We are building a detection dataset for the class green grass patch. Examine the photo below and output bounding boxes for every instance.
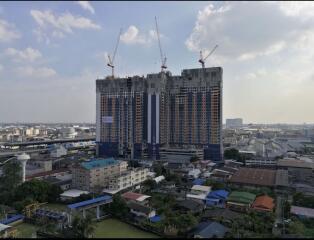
[94,218,159,238]
[12,222,39,238]
[304,227,314,237]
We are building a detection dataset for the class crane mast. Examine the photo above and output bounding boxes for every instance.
[155,16,167,72]
[107,28,122,78]
[199,44,218,68]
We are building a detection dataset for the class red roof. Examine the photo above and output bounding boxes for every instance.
[251,195,275,211]
[121,192,146,201]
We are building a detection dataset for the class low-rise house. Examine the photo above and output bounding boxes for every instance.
[226,191,256,212]
[60,189,89,201]
[121,192,151,206]
[192,221,229,238]
[187,185,212,202]
[188,169,201,179]
[290,205,314,219]
[210,169,233,182]
[201,208,241,225]
[154,175,165,184]
[205,189,229,208]
[127,202,156,219]
[193,178,205,186]
[251,195,275,213]
[175,199,205,214]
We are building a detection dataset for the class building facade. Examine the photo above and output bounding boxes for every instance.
[71,158,128,191]
[71,158,149,192]
[107,167,149,192]
[226,118,243,128]
[96,67,223,162]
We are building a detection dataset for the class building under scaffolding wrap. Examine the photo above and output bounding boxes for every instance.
[96,67,223,162]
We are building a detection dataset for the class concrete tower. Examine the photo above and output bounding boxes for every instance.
[17,153,30,182]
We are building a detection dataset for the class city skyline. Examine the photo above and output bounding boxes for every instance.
[1,1,314,124]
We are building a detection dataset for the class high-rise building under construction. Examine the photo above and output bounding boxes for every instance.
[96,67,223,162]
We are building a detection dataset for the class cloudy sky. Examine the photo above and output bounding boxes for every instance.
[1,1,314,124]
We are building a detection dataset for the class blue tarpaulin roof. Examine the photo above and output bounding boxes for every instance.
[193,178,205,185]
[68,195,112,209]
[206,190,229,200]
[150,215,162,223]
[0,214,24,225]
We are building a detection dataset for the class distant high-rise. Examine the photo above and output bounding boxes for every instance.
[96,67,223,162]
[226,118,243,128]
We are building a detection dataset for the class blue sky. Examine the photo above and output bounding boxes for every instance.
[1,1,314,124]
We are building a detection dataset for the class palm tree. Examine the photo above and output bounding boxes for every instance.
[71,214,96,238]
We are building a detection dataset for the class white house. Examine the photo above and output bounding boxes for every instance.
[187,185,212,202]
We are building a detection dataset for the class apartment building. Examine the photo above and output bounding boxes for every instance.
[71,158,128,191]
[96,67,223,162]
[106,167,149,192]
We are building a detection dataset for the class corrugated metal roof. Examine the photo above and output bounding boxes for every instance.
[291,205,314,218]
[68,195,112,209]
[0,214,24,225]
[227,191,256,204]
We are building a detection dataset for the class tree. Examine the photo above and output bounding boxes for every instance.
[289,220,305,236]
[13,179,63,204]
[153,164,164,176]
[0,160,22,191]
[109,194,129,218]
[142,179,157,190]
[224,148,240,160]
[71,214,96,238]
[190,155,200,163]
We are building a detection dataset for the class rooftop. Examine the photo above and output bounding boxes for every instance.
[0,223,11,232]
[251,195,275,211]
[60,189,89,198]
[191,185,211,193]
[67,195,112,209]
[290,205,314,218]
[230,167,276,187]
[81,157,118,170]
[227,191,256,204]
[121,192,151,202]
[277,159,314,169]
[193,221,229,238]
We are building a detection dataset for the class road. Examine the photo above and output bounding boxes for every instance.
[273,195,283,236]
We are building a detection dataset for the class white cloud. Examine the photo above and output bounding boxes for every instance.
[5,47,42,62]
[0,19,20,42]
[186,2,314,62]
[16,66,56,78]
[30,10,101,43]
[120,25,160,45]
[77,1,95,14]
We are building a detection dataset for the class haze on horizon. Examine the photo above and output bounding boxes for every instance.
[1,1,314,124]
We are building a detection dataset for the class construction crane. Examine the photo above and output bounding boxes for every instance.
[199,44,218,68]
[107,28,122,78]
[155,16,167,72]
